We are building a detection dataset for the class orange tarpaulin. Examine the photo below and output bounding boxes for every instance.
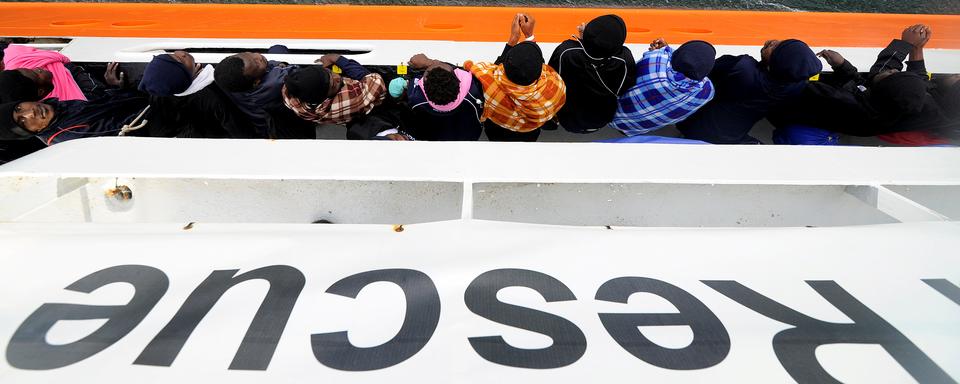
[0,3,958,49]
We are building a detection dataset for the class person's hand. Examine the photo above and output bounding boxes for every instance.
[408,53,434,69]
[917,25,932,48]
[901,24,930,47]
[508,13,523,46]
[316,54,341,68]
[104,62,125,88]
[519,13,536,39]
[649,38,667,51]
[385,133,409,141]
[817,49,846,67]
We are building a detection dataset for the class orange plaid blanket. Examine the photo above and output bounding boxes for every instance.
[465,61,566,132]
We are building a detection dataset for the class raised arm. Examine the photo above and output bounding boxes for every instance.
[817,49,861,85]
[906,25,930,76]
[869,24,927,75]
[316,54,370,80]
[408,53,454,72]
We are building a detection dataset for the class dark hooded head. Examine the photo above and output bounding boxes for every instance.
[0,101,41,139]
[671,41,716,81]
[0,70,41,104]
[580,15,627,58]
[285,65,331,104]
[139,54,194,96]
[503,42,544,86]
[871,71,928,116]
[768,39,822,82]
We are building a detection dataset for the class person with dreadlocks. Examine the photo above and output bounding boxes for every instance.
[548,14,636,134]
[404,53,485,141]
[465,13,566,142]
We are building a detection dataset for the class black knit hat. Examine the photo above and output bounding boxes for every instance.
[139,54,193,96]
[285,66,331,104]
[768,39,822,82]
[0,70,40,104]
[672,40,716,81]
[503,41,544,86]
[581,14,627,58]
[0,101,36,139]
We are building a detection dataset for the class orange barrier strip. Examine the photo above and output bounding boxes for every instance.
[0,3,958,49]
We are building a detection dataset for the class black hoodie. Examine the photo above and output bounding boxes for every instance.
[548,15,637,133]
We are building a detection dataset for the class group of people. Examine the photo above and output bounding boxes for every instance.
[1,13,958,163]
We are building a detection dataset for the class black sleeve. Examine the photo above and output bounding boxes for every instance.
[335,56,371,80]
[869,39,915,75]
[547,40,579,74]
[203,87,259,138]
[829,60,862,85]
[620,47,638,95]
[711,55,743,76]
[905,60,927,76]
[494,44,513,65]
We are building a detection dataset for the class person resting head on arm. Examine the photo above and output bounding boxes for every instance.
[281,54,386,127]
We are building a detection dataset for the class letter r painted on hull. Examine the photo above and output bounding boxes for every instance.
[704,280,955,384]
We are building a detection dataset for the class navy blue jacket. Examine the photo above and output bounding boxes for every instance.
[677,55,808,144]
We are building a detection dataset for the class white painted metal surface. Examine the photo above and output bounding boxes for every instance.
[1,138,958,226]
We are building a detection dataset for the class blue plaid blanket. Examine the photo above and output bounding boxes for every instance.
[610,46,715,136]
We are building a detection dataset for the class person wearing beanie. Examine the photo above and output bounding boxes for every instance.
[403,53,485,141]
[676,38,822,144]
[548,14,637,134]
[3,44,86,102]
[281,53,386,134]
[769,24,958,145]
[610,39,716,137]
[139,51,257,138]
[139,52,196,97]
[464,13,566,142]
[215,49,302,138]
